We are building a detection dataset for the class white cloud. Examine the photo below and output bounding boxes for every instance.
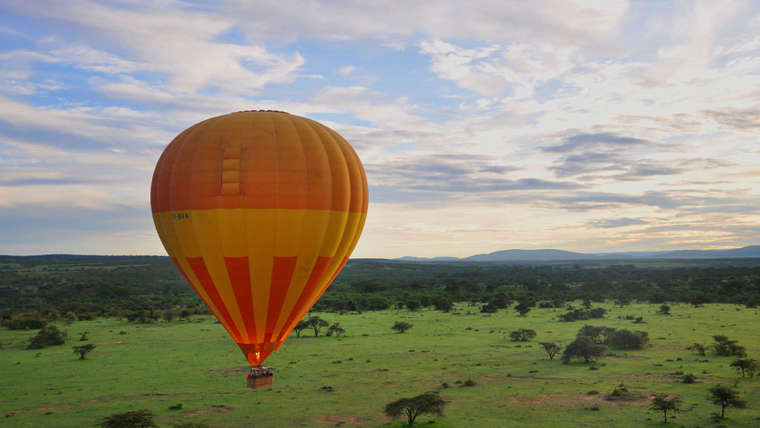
[337,65,356,76]
[4,1,306,94]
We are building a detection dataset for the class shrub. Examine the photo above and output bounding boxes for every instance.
[326,323,346,337]
[509,329,536,342]
[607,330,649,350]
[3,315,47,330]
[98,409,157,428]
[27,325,67,349]
[392,321,413,333]
[559,307,606,322]
[682,374,696,384]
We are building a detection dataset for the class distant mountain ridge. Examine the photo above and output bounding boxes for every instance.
[396,245,760,262]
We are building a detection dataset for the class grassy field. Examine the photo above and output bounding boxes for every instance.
[1,303,759,427]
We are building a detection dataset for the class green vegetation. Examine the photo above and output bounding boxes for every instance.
[708,385,746,419]
[384,392,447,426]
[5,256,760,320]
[26,325,67,349]
[2,302,759,427]
[97,409,157,428]
[73,343,96,360]
[649,393,680,424]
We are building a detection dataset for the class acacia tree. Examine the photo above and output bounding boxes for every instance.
[326,323,346,337]
[708,385,746,419]
[393,321,413,333]
[730,359,758,378]
[73,344,96,360]
[384,392,447,426]
[306,316,329,336]
[650,394,681,424]
[514,301,533,317]
[688,343,706,356]
[562,336,605,364]
[540,342,562,360]
[294,320,309,337]
[712,335,746,357]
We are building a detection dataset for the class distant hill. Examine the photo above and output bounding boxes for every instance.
[393,245,760,262]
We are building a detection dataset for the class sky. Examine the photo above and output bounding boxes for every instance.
[0,0,759,258]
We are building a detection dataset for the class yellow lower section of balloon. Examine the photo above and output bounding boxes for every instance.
[152,208,366,345]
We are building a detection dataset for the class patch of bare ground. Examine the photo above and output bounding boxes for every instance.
[7,399,101,415]
[505,393,653,407]
[316,414,365,426]
[186,405,232,417]
[507,375,570,381]
[656,344,685,350]
[605,354,648,360]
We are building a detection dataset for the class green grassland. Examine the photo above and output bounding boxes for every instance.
[1,303,759,427]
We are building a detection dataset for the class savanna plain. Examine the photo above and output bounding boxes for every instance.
[2,302,760,427]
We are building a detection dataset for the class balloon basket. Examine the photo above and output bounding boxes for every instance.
[246,366,274,389]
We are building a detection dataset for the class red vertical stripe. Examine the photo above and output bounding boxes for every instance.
[186,257,244,341]
[224,257,255,342]
[276,256,333,342]
[264,256,298,342]
[172,257,215,316]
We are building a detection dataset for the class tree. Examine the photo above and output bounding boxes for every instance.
[384,392,447,426]
[27,325,67,349]
[514,301,533,317]
[540,342,562,360]
[562,336,605,364]
[688,343,706,356]
[432,297,453,312]
[392,321,413,334]
[480,302,498,313]
[730,359,758,378]
[326,323,345,337]
[162,309,176,322]
[294,320,309,337]
[509,329,536,342]
[607,329,649,350]
[650,394,681,424]
[576,325,615,344]
[405,299,421,311]
[73,344,96,360]
[708,385,746,418]
[658,304,671,315]
[98,409,158,428]
[713,335,746,357]
[306,316,329,336]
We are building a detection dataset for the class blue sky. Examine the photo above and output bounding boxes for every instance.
[0,0,759,257]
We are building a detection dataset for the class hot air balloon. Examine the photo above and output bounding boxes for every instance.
[151,110,368,386]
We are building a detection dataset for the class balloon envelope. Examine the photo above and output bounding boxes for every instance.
[151,111,368,365]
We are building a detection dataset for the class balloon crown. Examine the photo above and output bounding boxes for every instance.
[237,109,289,114]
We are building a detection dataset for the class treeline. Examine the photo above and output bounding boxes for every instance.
[2,256,760,318]
[315,260,760,312]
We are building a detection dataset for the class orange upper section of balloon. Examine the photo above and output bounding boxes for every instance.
[151,111,368,214]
